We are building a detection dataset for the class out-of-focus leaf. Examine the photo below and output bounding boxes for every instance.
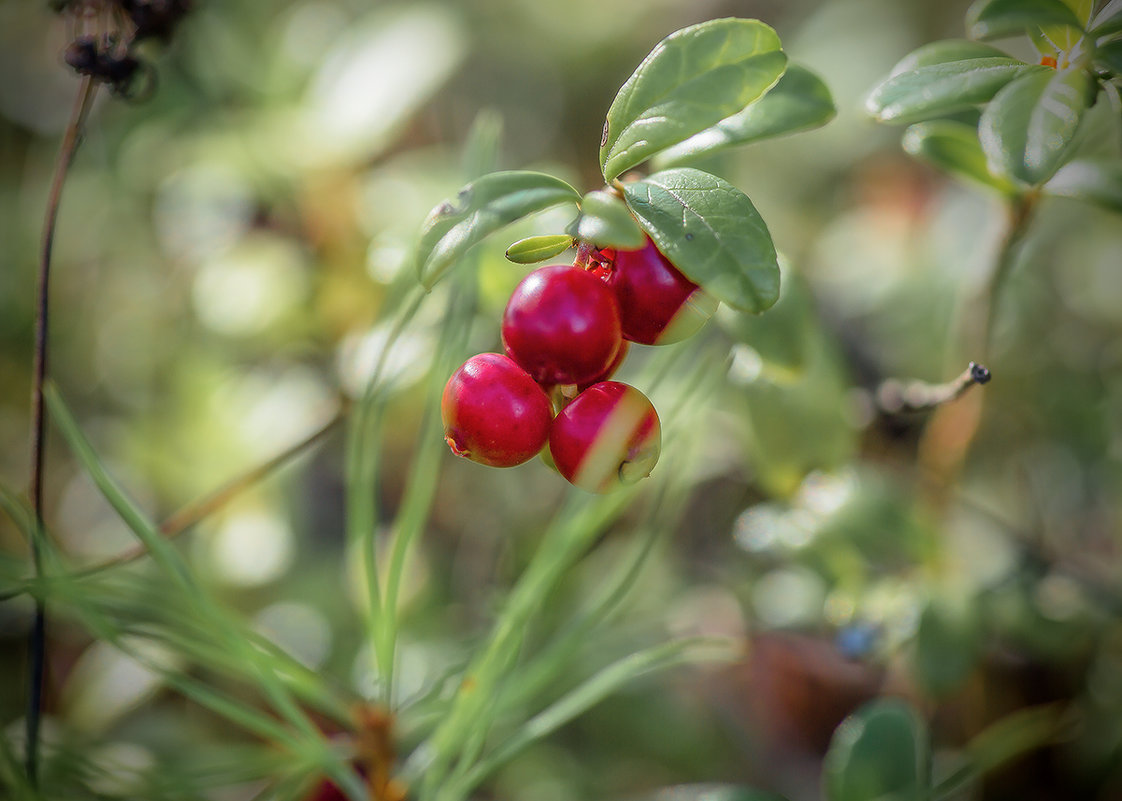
[461,109,504,181]
[866,59,1044,125]
[504,234,574,264]
[889,39,1011,76]
[632,785,789,801]
[570,190,645,249]
[621,168,779,313]
[415,171,580,288]
[1044,159,1122,212]
[979,68,1092,185]
[600,18,787,181]
[655,65,835,168]
[1041,0,1096,50]
[966,0,1084,40]
[902,120,1018,193]
[823,699,930,801]
[1090,0,1122,37]
[1094,39,1122,74]
[915,598,983,696]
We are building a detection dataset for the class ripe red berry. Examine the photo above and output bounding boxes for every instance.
[604,237,718,345]
[502,265,623,386]
[549,381,661,493]
[441,353,553,467]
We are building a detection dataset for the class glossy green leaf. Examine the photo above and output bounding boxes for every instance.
[888,39,1011,76]
[570,189,645,249]
[902,120,1017,193]
[654,65,836,168]
[1044,159,1122,212]
[915,598,982,696]
[621,168,779,313]
[600,18,787,181]
[504,234,574,264]
[823,699,930,801]
[633,785,789,801]
[1041,0,1096,50]
[979,67,1092,185]
[1090,0,1122,37]
[415,171,580,288]
[1095,38,1122,74]
[966,0,1084,40]
[866,59,1044,125]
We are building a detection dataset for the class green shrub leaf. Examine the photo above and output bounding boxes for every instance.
[915,598,983,696]
[504,234,575,264]
[1090,0,1122,37]
[1044,159,1122,212]
[621,168,778,313]
[979,67,1093,186]
[600,18,787,181]
[654,65,836,168]
[415,171,580,288]
[823,699,930,801]
[902,120,1017,193]
[633,786,789,801]
[570,190,645,249]
[966,0,1085,40]
[1094,39,1122,75]
[866,59,1044,124]
[888,39,1010,75]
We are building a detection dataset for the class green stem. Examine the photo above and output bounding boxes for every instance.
[25,74,97,786]
[981,194,1037,358]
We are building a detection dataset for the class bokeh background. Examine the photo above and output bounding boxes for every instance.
[2,0,1122,799]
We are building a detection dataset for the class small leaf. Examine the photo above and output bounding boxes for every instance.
[504,234,575,264]
[621,169,779,313]
[633,785,789,801]
[888,39,1010,76]
[654,65,836,168]
[570,190,645,249]
[1090,0,1122,37]
[966,0,1084,40]
[1044,159,1122,212]
[979,67,1093,185]
[866,59,1044,125]
[600,18,787,181]
[902,120,1017,193]
[914,598,982,696]
[823,699,930,801]
[415,171,580,288]
[1095,39,1122,74]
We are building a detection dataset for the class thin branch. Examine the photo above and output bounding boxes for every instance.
[982,195,1037,358]
[876,362,991,414]
[26,73,98,787]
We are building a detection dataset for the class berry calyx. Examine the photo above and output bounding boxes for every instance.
[549,381,661,493]
[441,353,553,467]
[603,237,718,345]
[502,265,623,386]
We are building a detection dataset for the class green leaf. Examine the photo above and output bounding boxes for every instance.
[902,120,1017,193]
[505,234,574,264]
[1095,38,1122,73]
[1090,0,1122,37]
[1044,158,1122,212]
[866,59,1044,124]
[979,67,1092,185]
[914,598,982,696]
[461,109,503,181]
[1041,0,1096,50]
[570,189,645,249]
[654,65,836,168]
[888,39,1011,76]
[415,171,580,288]
[632,786,789,801]
[823,699,930,801]
[620,168,779,313]
[966,0,1085,40]
[600,18,787,181]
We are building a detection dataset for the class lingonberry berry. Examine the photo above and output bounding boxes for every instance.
[502,265,623,386]
[549,381,661,493]
[442,353,553,467]
[604,237,718,345]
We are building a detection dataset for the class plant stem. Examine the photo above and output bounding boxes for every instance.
[25,74,98,786]
[981,194,1037,358]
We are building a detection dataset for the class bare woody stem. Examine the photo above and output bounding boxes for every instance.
[876,362,992,414]
[26,74,98,786]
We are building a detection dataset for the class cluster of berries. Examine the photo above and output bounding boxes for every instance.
[440,235,716,493]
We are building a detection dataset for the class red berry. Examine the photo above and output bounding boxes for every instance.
[605,237,717,345]
[502,265,623,386]
[549,381,661,493]
[442,353,553,467]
